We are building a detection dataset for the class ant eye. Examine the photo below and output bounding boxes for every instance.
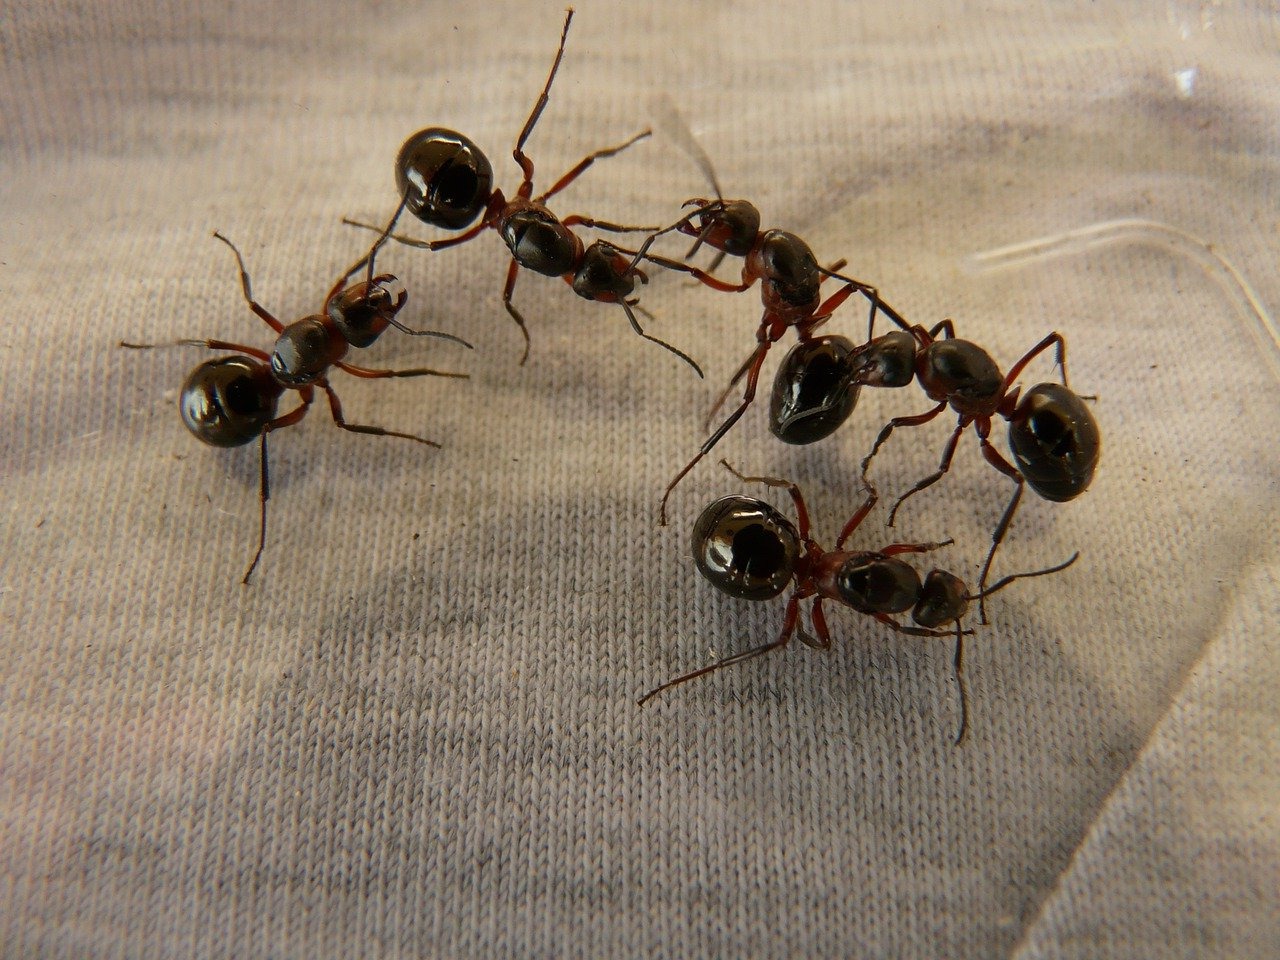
[396,128,494,230]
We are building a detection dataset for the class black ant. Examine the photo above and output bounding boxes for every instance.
[342,9,701,376]
[637,460,1079,744]
[122,228,469,584]
[769,317,1100,620]
[614,126,911,523]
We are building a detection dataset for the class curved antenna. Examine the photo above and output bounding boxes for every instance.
[964,217,1280,383]
[649,93,725,261]
[966,551,1079,601]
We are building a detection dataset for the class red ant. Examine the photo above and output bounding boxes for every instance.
[122,228,468,584]
[840,317,1100,620]
[615,128,911,523]
[637,461,1078,744]
[342,9,701,376]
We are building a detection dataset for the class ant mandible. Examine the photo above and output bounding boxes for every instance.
[802,316,1101,619]
[637,460,1079,744]
[617,132,908,523]
[123,227,469,584]
[342,9,701,375]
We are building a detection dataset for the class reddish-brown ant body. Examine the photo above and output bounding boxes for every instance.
[638,461,1078,744]
[345,9,701,375]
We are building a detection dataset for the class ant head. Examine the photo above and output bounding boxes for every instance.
[835,553,921,615]
[396,128,494,230]
[678,198,760,257]
[1008,383,1100,502]
[769,335,860,444]
[912,570,968,628]
[692,495,800,601]
[328,275,408,349]
[179,355,282,447]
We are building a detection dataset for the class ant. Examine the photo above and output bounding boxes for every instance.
[342,9,701,375]
[614,126,912,523]
[122,226,469,584]
[777,316,1100,620]
[637,460,1079,744]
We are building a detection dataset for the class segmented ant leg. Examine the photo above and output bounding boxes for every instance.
[974,427,1027,623]
[873,614,967,639]
[561,214,663,233]
[880,537,954,558]
[620,300,704,377]
[952,624,969,746]
[860,402,947,485]
[702,347,758,430]
[929,319,956,340]
[887,419,969,526]
[804,598,834,650]
[834,485,880,550]
[120,338,273,362]
[637,589,807,706]
[718,459,813,541]
[243,393,314,585]
[658,336,773,526]
[536,129,652,204]
[335,360,469,380]
[1002,330,1068,390]
[501,258,533,366]
[339,215,491,253]
[634,250,752,293]
[319,381,441,448]
[513,9,573,194]
[212,231,285,334]
[332,192,410,293]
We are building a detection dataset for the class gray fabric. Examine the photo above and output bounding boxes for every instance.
[2,1,1278,957]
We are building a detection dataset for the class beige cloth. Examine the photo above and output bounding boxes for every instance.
[2,1,1277,956]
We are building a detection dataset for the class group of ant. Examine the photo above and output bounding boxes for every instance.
[126,9,1100,744]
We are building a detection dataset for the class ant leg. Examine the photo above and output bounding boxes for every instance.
[1002,331,1068,391]
[212,232,285,334]
[242,394,314,585]
[860,402,947,484]
[319,381,441,448]
[635,250,752,293]
[335,360,469,380]
[974,430,1026,623]
[513,9,573,193]
[718,458,813,540]
[834,485,880,549]
[929,319,956,340]
[702,346,759,430]
[952,625,969,746]
[798,598,834,649]
[561,214,663,233]
[873,613,964,639]
[637,590,806,706]
[881,537,954,558]
[887,420,968,527]
[340,214,492,253]
[501,258,533,366]
[120,338,273,362]
[620,300,703,377]
[536,129,652,204]
[332,193,411,295]
[658,336,773,526]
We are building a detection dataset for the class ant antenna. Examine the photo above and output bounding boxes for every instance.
[967,552,1080,601]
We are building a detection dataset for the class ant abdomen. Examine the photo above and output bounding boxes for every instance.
[179,356,282,447]
[769,335,860,444]
[692,495,800,601]
[395,127,494,230]
[1008,383,1101,502]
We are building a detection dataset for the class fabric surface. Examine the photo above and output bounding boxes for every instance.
[2,1,1278,957]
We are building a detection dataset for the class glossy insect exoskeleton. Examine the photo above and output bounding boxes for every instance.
[825,317,1101,618]
[769,335,861,444]
[638,461,1079,744]
[124,231,468,585]
[343,10,700,375]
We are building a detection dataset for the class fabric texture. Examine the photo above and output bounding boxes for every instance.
[2,1,1278,957]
